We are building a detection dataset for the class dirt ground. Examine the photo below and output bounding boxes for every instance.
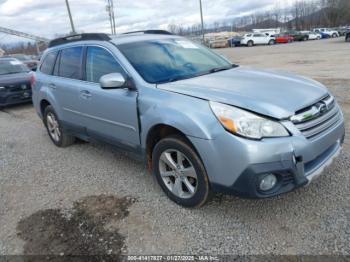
[0,37,349,257]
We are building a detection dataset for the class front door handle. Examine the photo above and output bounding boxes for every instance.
[80,90,92,99]
[48,83,56,89]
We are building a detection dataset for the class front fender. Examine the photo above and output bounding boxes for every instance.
[138,88,222,149]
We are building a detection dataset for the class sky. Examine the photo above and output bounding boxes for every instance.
[0,0,299,43]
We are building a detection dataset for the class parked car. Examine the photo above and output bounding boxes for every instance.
[313,28,339,38]
[284,31,309,41]
[0,58,33,108]
[228,36,243,47]
[9,54,39,71]
[346,31,350,42]
[241,33,275,47]
[333,27,349,36]
[33,32,345,207]
[301,31,321,40]
[274,34,294,43]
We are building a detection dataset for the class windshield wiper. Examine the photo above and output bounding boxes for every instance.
[156,64,238,84]
[209,64,237,73]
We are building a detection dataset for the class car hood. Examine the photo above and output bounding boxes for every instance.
[0,72,32,85]
[157,67,328,119]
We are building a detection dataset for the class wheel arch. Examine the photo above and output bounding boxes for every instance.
[145,124,202,171]
[40,99,51,117]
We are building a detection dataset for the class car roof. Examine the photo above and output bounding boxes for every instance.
[45,32,184,53]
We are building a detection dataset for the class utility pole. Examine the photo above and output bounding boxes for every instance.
[106,2,113,34]
[65,0,76,34]
[111,0,116,34]
[199,0,205,44]
[35,41,40,55]
[106,0,116,34]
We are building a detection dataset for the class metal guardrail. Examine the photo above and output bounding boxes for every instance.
[0,26,49,43]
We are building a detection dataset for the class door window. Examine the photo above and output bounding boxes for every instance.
[58,46,83,80]
[85,46,125,83]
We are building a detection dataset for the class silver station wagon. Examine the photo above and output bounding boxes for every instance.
[32,31,345,207]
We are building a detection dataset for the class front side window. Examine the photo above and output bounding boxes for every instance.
[40,51,57,75]
[117,38,233,84]
[85,47,124,83]
[58,46,82,79]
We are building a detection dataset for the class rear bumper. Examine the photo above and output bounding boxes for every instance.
[189,113,345,199]
[0,90,32,107]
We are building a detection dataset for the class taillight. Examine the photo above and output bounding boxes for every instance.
[30,73,36,88]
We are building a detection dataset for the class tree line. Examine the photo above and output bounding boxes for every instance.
[168,0,350,36]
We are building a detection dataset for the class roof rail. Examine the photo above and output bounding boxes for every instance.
[122,30,173,35]
[48,33,111,48]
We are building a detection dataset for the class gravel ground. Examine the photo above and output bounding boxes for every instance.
[0,37,349,256]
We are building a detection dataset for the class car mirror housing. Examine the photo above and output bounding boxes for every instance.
[100,73,126,89]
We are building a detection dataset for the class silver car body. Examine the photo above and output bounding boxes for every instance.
[32,34,345,198]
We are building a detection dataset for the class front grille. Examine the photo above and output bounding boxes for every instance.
[5,83,30,92]
[291,95,342,139]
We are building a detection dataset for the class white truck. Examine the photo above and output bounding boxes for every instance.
[313,28,339,38]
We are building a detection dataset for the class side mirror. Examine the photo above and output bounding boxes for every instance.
[100,73,126,89]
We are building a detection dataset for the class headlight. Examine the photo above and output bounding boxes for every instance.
[209,101,289,139]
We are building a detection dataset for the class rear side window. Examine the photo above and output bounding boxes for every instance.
[58,47,82,79]
[40,52,57,75]
[85,46,124,83]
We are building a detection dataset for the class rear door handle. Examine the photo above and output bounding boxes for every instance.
[48,83,56,89]
[80,90,92,99]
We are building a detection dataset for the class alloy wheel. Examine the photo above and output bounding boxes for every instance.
[158,149,198,199]
[46,112,61,142]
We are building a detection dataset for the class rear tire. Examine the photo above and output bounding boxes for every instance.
[43,105,75,147]
[152,135,210,208]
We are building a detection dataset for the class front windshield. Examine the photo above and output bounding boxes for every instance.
[117,38,234,84]
[0,60,29,75]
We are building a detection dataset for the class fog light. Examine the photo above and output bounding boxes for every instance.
[259,174,277,191]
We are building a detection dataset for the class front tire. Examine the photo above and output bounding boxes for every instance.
[43,105,75,147]
[268,39,275,45]
[247,40,254,47]
[152,136,210,208]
